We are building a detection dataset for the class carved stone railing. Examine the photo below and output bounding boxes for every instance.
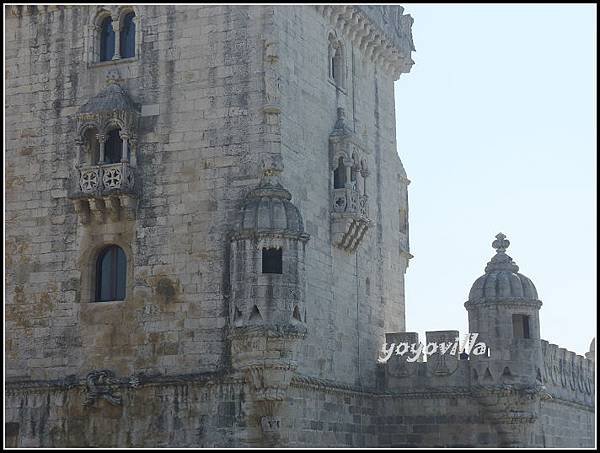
[70,163,137,224]
[331,187,370,253]
[79,162,135,195]
[332,187,368,218]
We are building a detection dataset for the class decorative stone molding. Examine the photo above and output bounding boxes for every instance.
[247,365,296,402]
[70,77,140,224]
[473,383,550,447]
[329,107,371,252]
[541,340,594,399]
[315,5,414,79]
[81,370,123,406]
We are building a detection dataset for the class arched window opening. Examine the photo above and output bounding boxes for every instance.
[84,128,100,165]
[333,157,346,189]
[120,12,136,58]
[105,129,123,164]
[329,36,345,89]
[96,245,127,301]
[99,16,115,62]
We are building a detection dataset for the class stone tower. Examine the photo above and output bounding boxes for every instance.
[465,233,544,387]
[7,5,593,448]
[228,163,310,445]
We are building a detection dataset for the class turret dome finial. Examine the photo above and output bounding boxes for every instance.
[492,232,510,253]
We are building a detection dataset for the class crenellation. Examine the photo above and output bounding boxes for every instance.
[4,5,594,448]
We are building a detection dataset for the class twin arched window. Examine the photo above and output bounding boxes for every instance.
[99,11,136,62]
[82,126,130,165]
[96,245,127,301]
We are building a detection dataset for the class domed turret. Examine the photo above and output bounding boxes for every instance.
[465,233,543,386]
[468,233,539,303]
[229,169,309,330]
[236,172,307,238]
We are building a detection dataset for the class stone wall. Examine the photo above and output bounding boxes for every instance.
[275,5,411,387]
[5,5,271,380]
[5,375,247,447]
[536,399,595,447]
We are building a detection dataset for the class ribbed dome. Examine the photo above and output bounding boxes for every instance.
[468,233,539,303]
[237,173,306,236]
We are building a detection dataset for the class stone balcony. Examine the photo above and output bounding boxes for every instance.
[69,162,137,224]
[331,186,371,253]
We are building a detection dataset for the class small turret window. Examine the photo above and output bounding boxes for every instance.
[512,314,531,339]
[262,247,282,274]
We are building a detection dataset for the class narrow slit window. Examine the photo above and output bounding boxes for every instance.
[262,248,282,274]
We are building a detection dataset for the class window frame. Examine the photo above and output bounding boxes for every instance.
[99,15,115,62]
[95,245,127,302]
[262,247,283,274]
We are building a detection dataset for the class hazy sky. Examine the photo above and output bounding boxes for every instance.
[394,4,596,355]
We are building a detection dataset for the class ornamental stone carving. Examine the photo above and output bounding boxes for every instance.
[69,76,140,224]
[329,107,371,252]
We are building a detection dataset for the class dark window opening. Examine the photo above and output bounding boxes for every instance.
[100,16,115,62]
[333,157,346,189]
[262,248,282,274]
[105,129,122,164]
[96,245,127,301]
[120,12,136,58]
[331,56,336,80]
[332,46,344,88]
[512,314,531,339]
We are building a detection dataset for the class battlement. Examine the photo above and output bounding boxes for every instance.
[541,340,594,406]
[381,331,473,390]
[381,332,594,408]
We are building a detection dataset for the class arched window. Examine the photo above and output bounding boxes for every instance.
[105,129,123,164]
[83,128,100,165]
[96,245,127,301]
[328,34,345,89]
[99,16,115,62]
[120,12,136,58]
[333,157,346,189]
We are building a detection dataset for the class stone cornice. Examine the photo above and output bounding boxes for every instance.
[315,5,415,80]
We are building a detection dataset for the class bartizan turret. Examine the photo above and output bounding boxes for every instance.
[465,233,547,447]
[228,165,309,445]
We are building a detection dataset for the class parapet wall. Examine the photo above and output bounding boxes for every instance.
[541,340,594,406]
[382,332,595,411]
[382,331,475,390]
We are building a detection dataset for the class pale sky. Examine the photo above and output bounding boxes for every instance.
[394,4,596,355]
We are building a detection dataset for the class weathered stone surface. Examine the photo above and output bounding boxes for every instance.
[4,5,594,448]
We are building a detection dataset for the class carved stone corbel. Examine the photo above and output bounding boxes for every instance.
[73,199,91,225]
[107,196,121,222]
[88,197,106,224]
